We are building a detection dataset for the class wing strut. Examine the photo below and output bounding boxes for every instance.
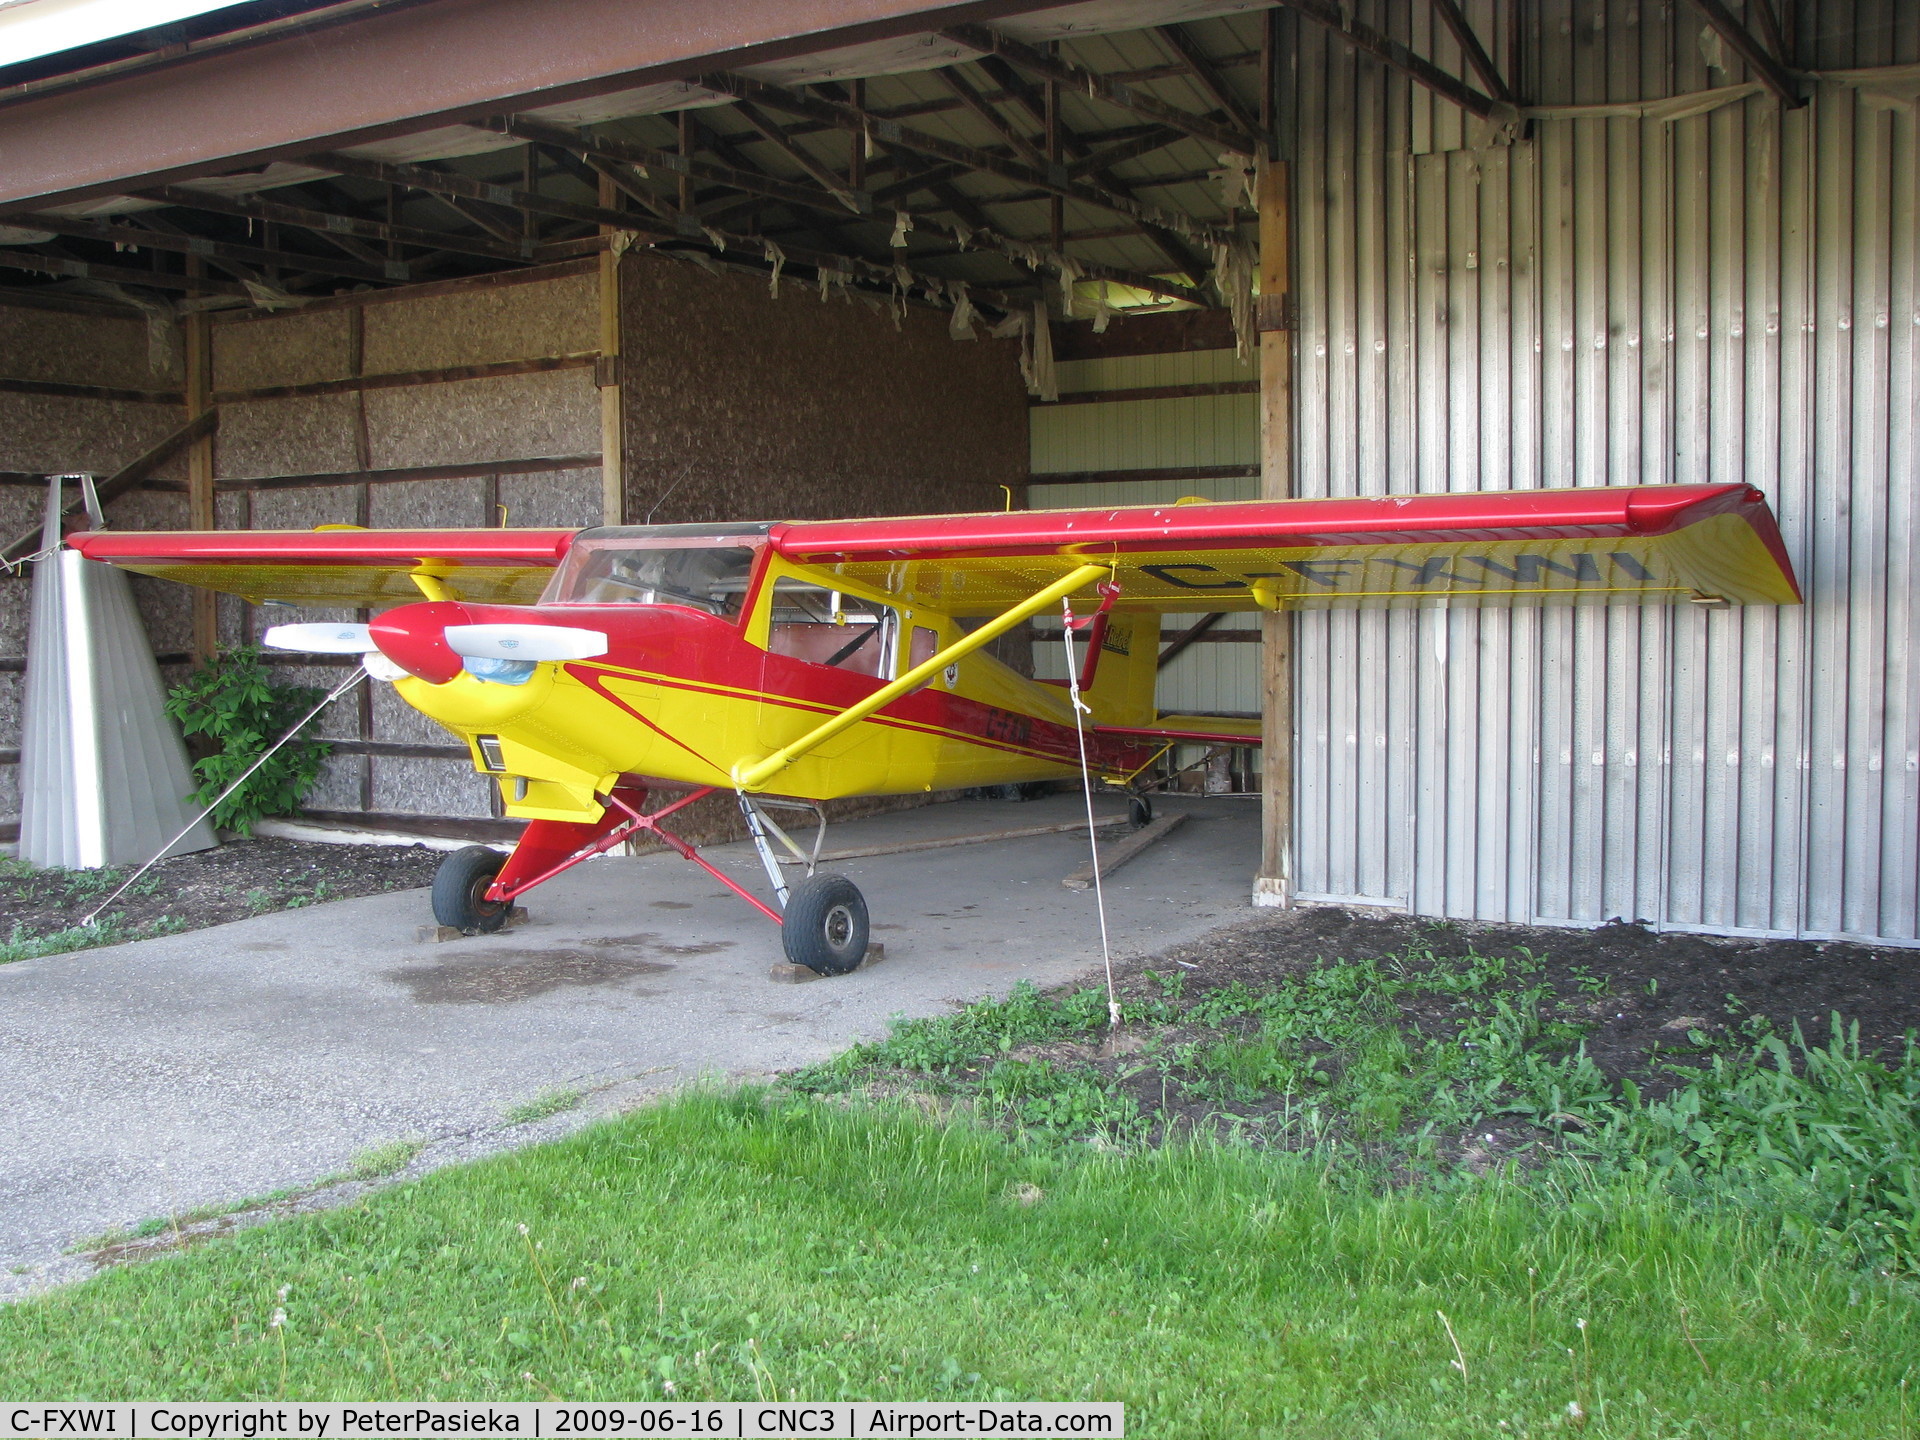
[733,562,1112,791]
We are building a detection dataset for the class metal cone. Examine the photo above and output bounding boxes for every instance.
[19,476,216,868]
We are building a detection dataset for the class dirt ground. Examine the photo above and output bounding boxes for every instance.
[1138,905,1920,1078]
[0,837,444,941]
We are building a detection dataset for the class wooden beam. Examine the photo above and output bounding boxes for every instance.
[1155,25,1265,141]
[1033,380,1258,406]
[1684,0,1803,106]
[1428,0,1513,104]
[0,409,216,563]
[13,210,411,286]
[212,352,598,404]
[184,263,217,662]
[1028,463,1255,486]
[941,25,1258,156]
[1062,811,1188,889]
[139,184,531,263]
[697,71,1237,251]
[1156,612,1225,669]
[0,376,182,404]
[1746,0,1789,71]
[0,248,247,296]
[1281,0,1501,121]
[199,453,602,494]
[947,52,1215,288]
[1052,308,1239,359]
[934,64,1049,169]
[1065,125,1186,179]
[597,171,624,527]
[484,114,864,219]
[730,100,866,206]
[1254,154,1294,910]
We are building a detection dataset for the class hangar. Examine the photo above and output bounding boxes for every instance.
[0,0,1912,944]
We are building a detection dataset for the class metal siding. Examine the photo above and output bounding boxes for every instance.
[1291,2,1920,943]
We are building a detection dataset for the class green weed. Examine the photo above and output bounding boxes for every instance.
[0,915,187,965]
[330,1139,426,1185]
[504,1088,585,1126]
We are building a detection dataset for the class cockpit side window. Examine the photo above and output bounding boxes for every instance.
[767,577,899,680]
[542,543,758,616]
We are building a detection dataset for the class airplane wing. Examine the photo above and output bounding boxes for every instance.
[775,483,1800,615]
[67,528,576,607]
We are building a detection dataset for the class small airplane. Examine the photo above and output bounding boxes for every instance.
[72,483,1799,974]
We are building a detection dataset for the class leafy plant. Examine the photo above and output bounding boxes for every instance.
[164,647,334,834]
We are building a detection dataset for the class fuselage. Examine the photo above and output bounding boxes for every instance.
[378,537,1159,825]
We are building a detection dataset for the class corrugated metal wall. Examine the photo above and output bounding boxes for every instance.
[1290,2,1920,940]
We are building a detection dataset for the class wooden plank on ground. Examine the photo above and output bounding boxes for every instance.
[1062,811,1188,889]
[817,816,1129,863]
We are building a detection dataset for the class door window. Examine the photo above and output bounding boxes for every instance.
[767,578,899,680]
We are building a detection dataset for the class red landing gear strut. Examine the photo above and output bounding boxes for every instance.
[427,786,870,975]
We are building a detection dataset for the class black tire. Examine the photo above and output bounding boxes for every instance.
[1129,793,1155,829]
[781,872,869,976]
[432,845,509,934]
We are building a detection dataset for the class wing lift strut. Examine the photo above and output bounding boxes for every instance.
[453,561,1115,974]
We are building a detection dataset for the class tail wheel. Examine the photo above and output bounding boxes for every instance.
[432,845,509,934]
[1129,793,1154,829]
[781,873,869,975]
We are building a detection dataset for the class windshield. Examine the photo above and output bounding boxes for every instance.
[543,540,759,616]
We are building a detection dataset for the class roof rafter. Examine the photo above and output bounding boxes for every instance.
[940,24,1259,156]
[11,209,409,285]
[695,71,1236,252]
[1154,24,1264,140]
[1427,0,1513,104]
[1281,0,1503,121]
[1683,0,1803,105]
[964,52,1213,289]
[134,183,534,264]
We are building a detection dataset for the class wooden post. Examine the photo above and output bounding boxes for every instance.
[183,260,218,662]
[597,173,625,526]
[1252,151,1294,910]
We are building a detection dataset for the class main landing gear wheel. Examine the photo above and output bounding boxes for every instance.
[1129,793,1155,829]
[432,845,509,934]
[782,872,869,975]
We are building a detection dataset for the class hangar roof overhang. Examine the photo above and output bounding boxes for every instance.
[0,0,1829,331]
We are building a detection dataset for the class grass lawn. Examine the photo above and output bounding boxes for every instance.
[1,1089,1915,1437]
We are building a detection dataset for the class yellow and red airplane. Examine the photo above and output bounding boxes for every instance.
[72,482,1799,973]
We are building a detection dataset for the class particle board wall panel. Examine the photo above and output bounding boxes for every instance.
[496,467,600,530]
[371,755,492,819]
[249,483,363,532]
[620,249,1025,526]
[363,369,599,471]
[0,305,166,388]
[0,394,183,474]
[215,395,360,481]
[366,475,488,530]
[360,272,597,373]
[211,309,354,391]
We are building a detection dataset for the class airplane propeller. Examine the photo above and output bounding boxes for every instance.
[261,622,378,653]
[262,620,609,668]
[442,624,608,661]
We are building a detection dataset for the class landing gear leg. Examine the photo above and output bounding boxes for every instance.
[737,794,869,976]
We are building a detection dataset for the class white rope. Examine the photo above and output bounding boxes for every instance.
[81,666,368,927]
[1061,597,1121,1029]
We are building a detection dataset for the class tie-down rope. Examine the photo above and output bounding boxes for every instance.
[81,667,369,927]
[1060,596,1121,1029]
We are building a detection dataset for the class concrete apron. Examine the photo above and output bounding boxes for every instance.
[0,794,1256,1293]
